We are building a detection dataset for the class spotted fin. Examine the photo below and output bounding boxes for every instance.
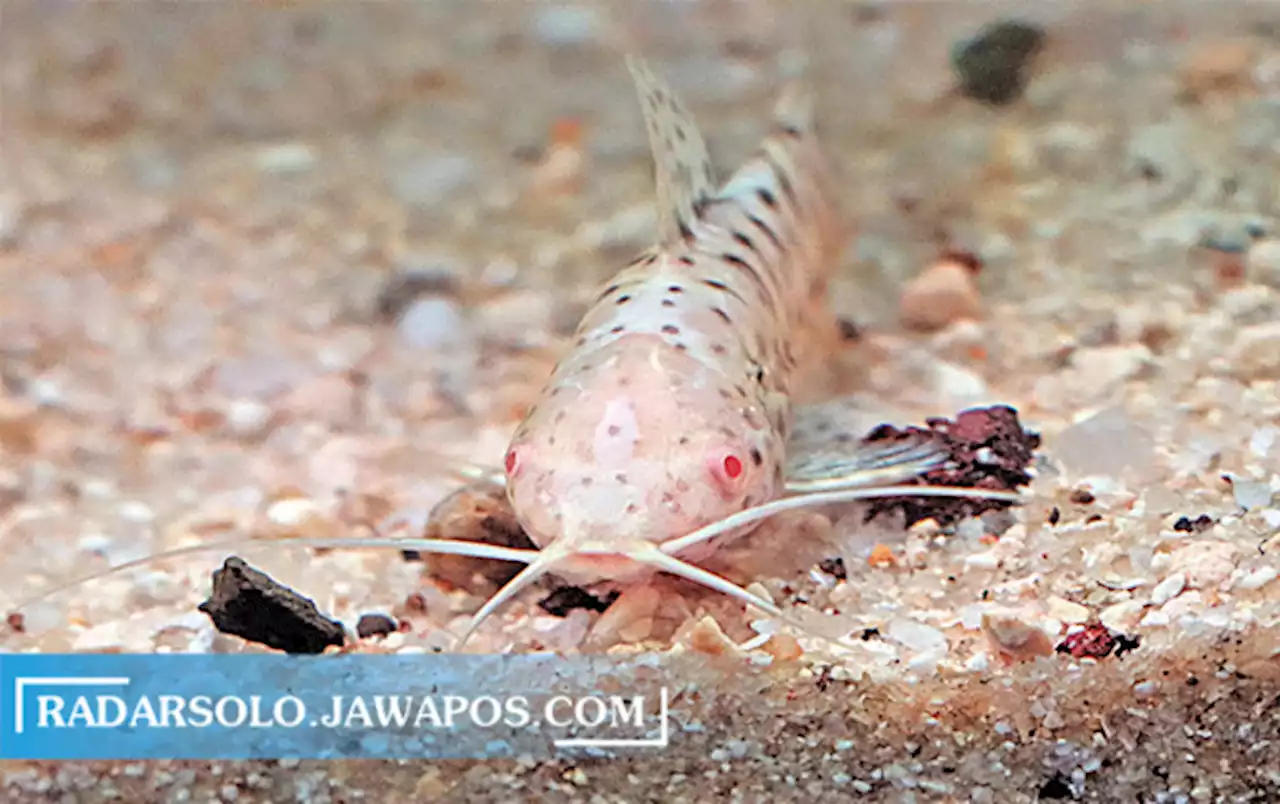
[626,56,716,245]
[783,399,949,493]
[783,438,949,494]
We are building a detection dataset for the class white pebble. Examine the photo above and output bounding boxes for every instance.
[1150,572,1186,606]
[1235,565,1278,590]
[1233,478,1274,510]
[225,398,273,437]
[254,143,316,173]
[1250,427,1279,458]
[397,297,468,350]
[266,497,320,527]
[885,617,949,654]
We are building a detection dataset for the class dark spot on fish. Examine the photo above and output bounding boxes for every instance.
[712,307,731,324]
[674,125,687,143]
[678,436,690,445]
[575,336,587,347]
[625,503,639,514]
[662,324,680,335]
[778,123,802,138]
[747,213,782,250]
[675,342,688,351]
[678,220,695,240]
[754,365,766,384]
[611,325,625,334]
[607,425,621,436]
[616,294,631,305]
[668,284,684,294]
[712,344,727,355]
[732,230,759,256]
[678,256,695,266]
[615,473,628,483]
[662,298,675,308]
[580,477,592,487]
[750,447,763,466]
[757,188,777,209]
[703,278,730,292]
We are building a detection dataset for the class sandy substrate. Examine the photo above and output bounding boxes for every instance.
[1,1,1279,801]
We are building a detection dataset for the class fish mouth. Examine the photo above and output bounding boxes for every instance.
[551,543,659,587]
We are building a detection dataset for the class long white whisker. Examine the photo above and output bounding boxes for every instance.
[628,543,850,643]
[452,545,569,651]
[11,536,539,612]
[661,484,1023,557]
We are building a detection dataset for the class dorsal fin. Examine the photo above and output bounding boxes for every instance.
[625,55,716,245]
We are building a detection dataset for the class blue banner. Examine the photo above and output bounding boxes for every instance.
[0,653,677,760]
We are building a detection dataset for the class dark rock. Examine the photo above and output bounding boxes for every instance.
[861,405,1040,527]
[952,20,1046,105]
[538,586,618,617]
[198,557,346,654]
[356,613,398,639]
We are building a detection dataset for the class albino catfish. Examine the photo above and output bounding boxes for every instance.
[13,58,1020,649]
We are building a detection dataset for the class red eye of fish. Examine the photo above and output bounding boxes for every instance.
[722,454,744,480]
[504,448,519,475]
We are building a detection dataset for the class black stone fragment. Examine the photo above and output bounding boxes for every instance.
[538,586,619,617]
[952,20,1046,105]
[356,613,398,639]
[198,557,346,654]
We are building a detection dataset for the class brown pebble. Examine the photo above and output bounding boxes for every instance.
[682,615,739,658]
[764,632,803,662]
[899,259,983,333]
[412,482,537,592]
[356,613,398,639]
[1069,488,1095,505]
[198,557,346,655]
[982,612,1054,662]
[1180,38,1257,101]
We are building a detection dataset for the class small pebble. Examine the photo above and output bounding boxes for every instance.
[885,617,949,654]
[532,5,602,47]
[1099,600,1144,634]
[1150,572,1186,606]
[254,143,317,173]
[356,613,397,639]
[1168,541,1240,589]
[1045,596,1089,624]
[224,398,274,438]
[1180,37,1257,101]
[981,612,1054,661]
[1236,565,1278,591]
[951,19,1046,105]
[899,259,982,332]
[397,297,469,350]
[390,153,475,208]
[1232,478,1275,510]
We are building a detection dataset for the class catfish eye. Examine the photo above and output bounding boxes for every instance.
[707,448,747,498]
[504,447,519,476]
